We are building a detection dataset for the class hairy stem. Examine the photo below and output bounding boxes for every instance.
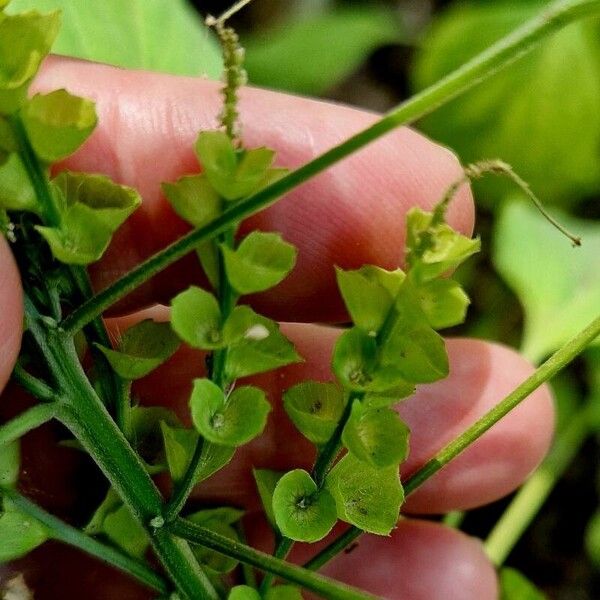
[0,487,169,595]
[169,518,379,600]
[11,365,56,402]
[306,314,600,570]
[0,403,58,446]
[60,0,600,334]
[24,297,217,600]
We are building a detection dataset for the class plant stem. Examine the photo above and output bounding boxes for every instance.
[59,0,600,335]
[0,403,58,446]
[11,364,56,401]
[484,402,594,566]
[258,536,294,594]
[0,487,169,595]
[24,299,217,600]
[115,377,132,439]
[306,314,600,571]
[169,518,379,600]
[164,436,205,521]
[402,314,600,495]
[443,511,466,529]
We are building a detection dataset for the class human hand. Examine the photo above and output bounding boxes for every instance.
[0,57,554,600]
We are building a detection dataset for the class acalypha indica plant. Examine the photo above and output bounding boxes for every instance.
[0,1,599,599]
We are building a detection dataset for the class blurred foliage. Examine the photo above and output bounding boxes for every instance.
[412,1,600,207]
[494,200,600,363]
[243,6,404,95]
[8,0,222,77]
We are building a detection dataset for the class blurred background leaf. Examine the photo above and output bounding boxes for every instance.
[493,199,600,363]
[8,0,222,77]
[243,6,404,95]
[411,1,600,207]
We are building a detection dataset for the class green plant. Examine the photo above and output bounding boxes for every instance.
[1,1,599,599]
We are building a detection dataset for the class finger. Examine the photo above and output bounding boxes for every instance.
[126,315,553,513]
[34,57,474,321]
[245,518,498,600]
[0,236,23,393]
[314,520,498,600]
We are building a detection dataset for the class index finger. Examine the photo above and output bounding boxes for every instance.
[34,57,474,321]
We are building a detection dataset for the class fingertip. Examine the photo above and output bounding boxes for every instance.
[318,520,498,600]
[0,236,23,392]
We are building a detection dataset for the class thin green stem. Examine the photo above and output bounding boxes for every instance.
[0,487,169,595]
[484,402,594,566]
[403,314,600,495]
[259,536,294,594]
[8,114,60,227]
[11,364,56,402]
[307,314,600,571]
[115,377,132,439]
[164,436,205,521]
[59,0,600,335]
[169,518,379,600]
[0,403,58,446]
[313,392,359,488]
[443,511,466,529]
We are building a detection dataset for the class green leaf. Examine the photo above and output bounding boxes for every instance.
[170,286,224,350]
[190,379,271,447]
[0,153,38,213]
[224,307,302,380]
[412,2,600,205]
[187,508,244,573]
[283,381,346,445]
[102,504,149,559]
[342,401,409,468]
[128,406,179,468]
[379,325,449,384]
[244,7,402,95]
[406,208,480,282]
[162,174,222,228]
[416,279,470,329]
[0,10,60,114]
[253,468,285,531]
[160,421,199,483]
[195,131,276,201]
[196,442,235,483]
[499,567,546,600]
[332,327,410,393]
[494,200,600,362]
[84,487,121,535]
[325,453,403,535]
[0,510,48,561]
[36,172,141,265]
[21,90,97,162]
[228,586,261,600]
[272,469,337,543]
[222,231,297,295]
[0,440,19,487]
[336,266,405,334]
[265,586,303,600]
[8,0,222,78]
[96,320,180,380]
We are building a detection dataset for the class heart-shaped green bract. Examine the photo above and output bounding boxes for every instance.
[342,401,410,468]
[326,453,403,535]
[190,379,271,447]
[272,469,337,543]
[95,320,180,380]
[283,381,346,445]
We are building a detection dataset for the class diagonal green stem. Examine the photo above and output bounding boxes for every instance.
[169,517,379,600]
[484,401,595,565]
[59,0,600,335]
[0,403,58,446]
[0,487,169,595]
[306,314,600,571]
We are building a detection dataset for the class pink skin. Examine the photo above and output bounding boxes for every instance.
[0,56,556,599]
